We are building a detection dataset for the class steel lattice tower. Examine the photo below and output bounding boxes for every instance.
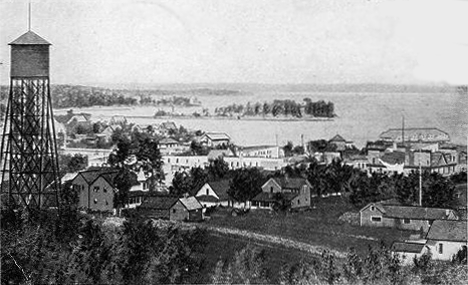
[0,30,60,211]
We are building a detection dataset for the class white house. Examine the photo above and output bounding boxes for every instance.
[391,241,429,266]
[425,220,467,261]
[194,180,231,208]
[200,132,231,147]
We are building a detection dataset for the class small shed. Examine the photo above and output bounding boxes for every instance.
[172,197,204,222]
[139,196,203,222]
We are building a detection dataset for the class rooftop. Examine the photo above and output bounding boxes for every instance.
[391,242,425,253]
[179,196,203,210]
[75,167,119,185]
[379,128,450,142]
[270,177,310,190]
[9,31,51,45]
[426,220,467,242]
[252,192,298,203]
[207,180,231,200]
[329,134,346,142]
[159,138,179,145]
[203,132,231,141]
[363,203,456,220]
[140,196,178,210]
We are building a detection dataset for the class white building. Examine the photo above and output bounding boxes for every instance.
[425,220,467,261]
[238,145,284,159]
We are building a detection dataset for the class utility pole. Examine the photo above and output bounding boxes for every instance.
[419,148,422,206]
[402,115,405,145]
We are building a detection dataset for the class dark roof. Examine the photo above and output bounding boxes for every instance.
[161,121,177,130]
[75,168,119,185]
[426,220,467,242]
[270,177,310,190]
[241,145,277,151]
[252,192,297,202]
[380,151,405,165]
[140,196,178,210]
[391,242,425,253]
[379,204,455,220]
[9,31,51,45]
[207,180,231,200]
[329,134,346,142]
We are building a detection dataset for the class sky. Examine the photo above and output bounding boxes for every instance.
[0,0,467,86]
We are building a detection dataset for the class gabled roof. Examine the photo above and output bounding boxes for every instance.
[268,177,310,190]
[362,203,456,220]
[73,167,119,185]
[426,220,467,242]
[329,134,346,143]
[203,132,230,141]
[207,180,231,200]
[140,196,178,210]
[159,138,179,145]
[391,242,425,254]
[9,31,51,45]
[179,196,203,210]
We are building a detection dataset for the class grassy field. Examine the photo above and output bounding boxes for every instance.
[194,231,320,283]
[205,196,417,257]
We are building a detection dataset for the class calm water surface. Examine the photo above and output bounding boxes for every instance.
[57,92,467,148]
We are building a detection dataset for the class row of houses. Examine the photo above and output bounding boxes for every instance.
[391,220,467,265]
[358,200,467,264]
[68,164,316,214]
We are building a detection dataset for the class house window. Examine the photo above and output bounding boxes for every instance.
[103,188,107,193]
[371,216,382,222]
[143,182,148,190]
[438,244,443,254]
[270,186,273,193]
[403,218,411,224]
[206,189,209,196]
[105,200,108,206]
[297,199,300,205]
[371,206,375,211]
[93,186,99,192]
[168,158,171,163]
[173,209,176,213]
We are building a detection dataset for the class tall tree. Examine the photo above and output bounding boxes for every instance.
[207,157,230,180]
[228,168,265,205]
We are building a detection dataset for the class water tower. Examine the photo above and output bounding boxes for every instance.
[0,29,60,211]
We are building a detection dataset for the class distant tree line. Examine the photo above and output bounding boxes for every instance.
[51,85,137,108]
[214,98,335,118]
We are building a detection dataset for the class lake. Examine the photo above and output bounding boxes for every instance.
[55,91,467,148]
